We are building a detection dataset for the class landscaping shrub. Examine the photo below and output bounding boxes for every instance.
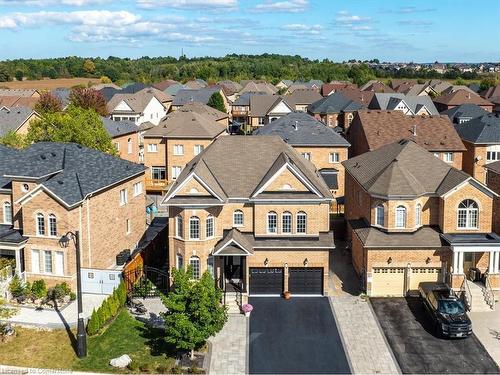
[8,275,25,298]
[127,361,139,372]
[31,280,47,299]
[69,292,76,301]
[86,281,128,336]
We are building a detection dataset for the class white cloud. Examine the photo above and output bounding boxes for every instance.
[0,0,104,5]
[334,10,372,31]
[281,23,322,35]
[137,0,237,9]
[250,0,308,13]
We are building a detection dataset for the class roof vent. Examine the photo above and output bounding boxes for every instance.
[58,180,63,185]
[40,154,46,160]
[293,121,298,131]
[51,152,56,157]
[412,124,417,136]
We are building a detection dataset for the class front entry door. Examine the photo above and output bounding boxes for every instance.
[224,257,243,282]
[464,253,475,278]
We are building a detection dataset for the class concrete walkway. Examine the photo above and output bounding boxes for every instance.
[330,296,400,374]
[469,307,500,367]
[6,293,107,328]
[208,313,248,375]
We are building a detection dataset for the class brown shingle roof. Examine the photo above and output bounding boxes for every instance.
[351,110,465,152]
[284,89,322,106]
[337,87,373,107]
[250,95,292,117]
[0,96,39,109]
[107,87,172,113]
[433,89,493,107]
[142,110,226,139]
[178,102,228,121]
[343,139,470,198]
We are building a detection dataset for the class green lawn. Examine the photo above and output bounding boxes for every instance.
[0,309,176,373]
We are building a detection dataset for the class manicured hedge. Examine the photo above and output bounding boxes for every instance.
[86,281,127,336]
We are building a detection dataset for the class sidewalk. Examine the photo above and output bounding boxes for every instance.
[208,314,248,375]
[330,296,400,374]
[6,294,106,329]
[469,307,500,367]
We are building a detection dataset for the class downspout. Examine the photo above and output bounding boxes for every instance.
[86,195,92,268]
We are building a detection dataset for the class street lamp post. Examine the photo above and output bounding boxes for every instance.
[59,230,87,358]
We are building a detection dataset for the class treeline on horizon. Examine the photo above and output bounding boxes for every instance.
[0,54,483,86]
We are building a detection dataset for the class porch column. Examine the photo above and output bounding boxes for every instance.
[493,251,500,274]
[14,249,21,275]
[489,251,495,273]
[457,251,464,274]
[453,250,459,274]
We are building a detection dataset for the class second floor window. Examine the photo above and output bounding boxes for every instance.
[3,201,12,224]
[301,152,311,161]
[415,203,422,226]
[267,211,277,233]
[48,214,57,237]
[175,215,183,238]
[194,145,204,155]
[296,212,307,234]
[127,138,132,154]
[206,215,214,238]
[147,144,158,153]
[152,167,166,180]
[375,205,384,226]
[395,206,407,228]
[444,152,454,163]
[329,152,339,163]
[173,144,184,155]
[120,189,128,206]
[282,212,292,234]
[172,166,182,179]
[36,213,45,236]
[133,182,143,196]
[189,216,200,239]
[458,199,478,229]
[233,210,244,226]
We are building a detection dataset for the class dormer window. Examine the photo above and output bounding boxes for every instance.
[415,203,422,226]
[281,184,293,191]
[457,200,478,229]
[375,205,384,226]
[395,206,407,228]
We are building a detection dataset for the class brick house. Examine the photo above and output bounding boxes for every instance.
[343,139,500,297]
[254,112,350,212]
[441,103,489,124]
[307,92,363,130]
[0,107,40,137]
[284,89,322,112]
[346,110,466,170]
[0,143,146,292]
[455,114,500,184]
[433,90,494,113]
[248,95,294,130]
[484,161,500,234]
[142,108,227,193]
[101,117,141,163]
[161,136,334,303]
[368,93,439,116]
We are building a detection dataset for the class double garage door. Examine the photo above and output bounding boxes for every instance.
[249,267,323,295]
[371,267,442,297]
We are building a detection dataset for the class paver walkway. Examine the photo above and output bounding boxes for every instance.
[6,293,107,328]
[208,313,247,375]
[469,307,500,367]
[330,296,400,374]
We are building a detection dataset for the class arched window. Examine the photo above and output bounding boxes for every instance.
[348,113,354,125]
[395,206,407,228]
[267,211,277,233]
[189,216,200,239]
[458,200,479,229]
[282,212,292,234]
[415,203,422,226]
[206,215,214,238]
[3,202,12,224]
[36,213,45,236]
[176,253,184,269]
[189,256,200,279]
[175,215,183,238]
[48,214,57,236]
[296,211,307,234]
[233,210,244,226]
[375,205,384,226]
[127,138,132,154]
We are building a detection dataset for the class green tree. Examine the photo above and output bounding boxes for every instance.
[348,64,376,86]
[83,59,96,75]
[86,308,100,335]
[0,131,26,149]
[0,64,10,82]
[27,106,117,155]
[15,69,24,81]
[34,91,63,114]
[207,92,226,113]
[162,268,227,359]
[480,76,498,91]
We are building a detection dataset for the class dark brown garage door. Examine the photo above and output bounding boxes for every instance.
[249,267,284,295]
[289,268,323,295]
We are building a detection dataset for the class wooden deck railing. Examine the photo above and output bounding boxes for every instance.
[145,178,168,191]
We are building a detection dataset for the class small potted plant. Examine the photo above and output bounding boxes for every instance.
[283,291,291,300]
[242,303,253,317]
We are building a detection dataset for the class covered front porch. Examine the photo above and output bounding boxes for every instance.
[441,233,500,291]
[0,225,28,298]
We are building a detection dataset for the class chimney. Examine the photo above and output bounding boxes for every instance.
[294,120,298,131]
[467,92,471,99]
[412,124,417,136]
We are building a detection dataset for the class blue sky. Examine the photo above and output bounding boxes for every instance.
[0,0,499,62]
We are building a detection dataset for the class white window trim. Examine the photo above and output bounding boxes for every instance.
[175,215,183,239]
[233,210,244,227]
[43,250,53,274]
[375,205,384,227]
[189,217,200,240]
[395,206,407,229]
[36,213,45,236]
[189,256,201,280]
[120,189,128,206]
[173,144,184,156]
[206,215,215,238]
[296,212,307,234]
[126,219,131,235]
[147,144,158,153]
[3,201,12,225]
[457,200,479,230]
[267,212,278,234]
[329,152,340,164]
[133,182,143,197]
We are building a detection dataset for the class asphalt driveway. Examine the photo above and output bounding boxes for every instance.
[371,297,500,374]
[249,297,350,374]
